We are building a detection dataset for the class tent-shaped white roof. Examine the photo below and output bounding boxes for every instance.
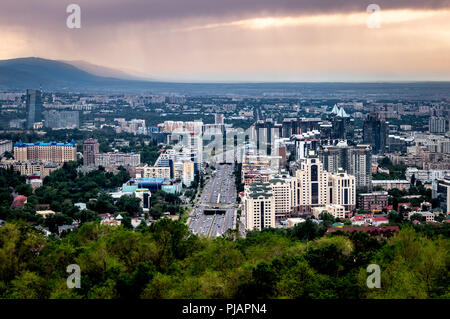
[337,107,350,118]
[330,104,340,114]
[115,214,123,220]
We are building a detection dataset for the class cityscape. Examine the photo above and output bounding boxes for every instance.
[0,0,449,304]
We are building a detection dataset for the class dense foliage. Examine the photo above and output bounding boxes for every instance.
[0,219,448,299]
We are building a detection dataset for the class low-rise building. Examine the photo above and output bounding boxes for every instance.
[358,191,389,213]
[372,180,410,191]
[312,204,346,220]
[372,216,389,226]
[136,165,170,179]
[95,152,141,168]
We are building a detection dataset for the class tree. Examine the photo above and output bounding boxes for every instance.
[319,211,335,227]
[291,220,320,241]
[116,195,142,216]
[14,184,33,197]
[410,174,416,186]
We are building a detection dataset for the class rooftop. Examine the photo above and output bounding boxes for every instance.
[14,141,76,147]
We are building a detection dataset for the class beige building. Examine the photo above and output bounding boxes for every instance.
[136,165,170,179]
[0,160,61,178]
[175,160,195,187]
[242,153,357,229]
[14,141,77,163]
[312,204,346,219]
[329,170,356,214]
[267,175,296,222]
[244,182,276,231]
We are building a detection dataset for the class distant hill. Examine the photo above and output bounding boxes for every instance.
[1,57,450,97]
[0,57,158,93]
[62,60,152,81]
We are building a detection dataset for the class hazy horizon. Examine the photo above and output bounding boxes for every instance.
[1,1,450,82]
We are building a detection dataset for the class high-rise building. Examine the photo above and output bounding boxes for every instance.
[267,175,296,222]
[429,116,448,134]
[328,105,354,140]
[83,139,99,166]
[245,182,276,231]
[295,153,330,214]
[14,141,76,163]
[329,169,356,214]
[254,119,283,155]
[319,142,372,191]
[26,89,43,129]
[363,112,389,155]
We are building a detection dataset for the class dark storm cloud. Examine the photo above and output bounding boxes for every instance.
[1,0,449,28]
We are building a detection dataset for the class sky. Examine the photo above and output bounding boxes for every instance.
[1,0,450,82]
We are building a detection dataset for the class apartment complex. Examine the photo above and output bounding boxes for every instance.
[136,165,171,179]
[244,182,276,231]
[319,142,372,190]
[14,141,77,163]
[429,116,448,134]
[95,152,141,167]
[0,160,61,179]
[357,191,389,213]
[243,152,357,229]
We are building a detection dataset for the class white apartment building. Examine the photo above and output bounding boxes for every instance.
[406,167,450,183]
[245,189,276,231]
[267,175,296,222]
[295,155,330,214]
[329,170,356,215]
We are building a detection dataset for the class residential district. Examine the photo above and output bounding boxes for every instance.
[0,89,449,238]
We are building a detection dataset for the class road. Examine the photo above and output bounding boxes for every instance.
[188,163,237,237]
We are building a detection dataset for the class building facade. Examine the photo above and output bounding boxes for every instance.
[357,191,389,213]
[26,89,43,129]
[95,152,141,168]
[245,183,276,231]
[136,165,171,179]
[0,140,12,157]
[363,112,388,155]
[14,141,77,163]
[83,139,99,166]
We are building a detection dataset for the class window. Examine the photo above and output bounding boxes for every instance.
[311,183,319,204]
[311,165,318,182]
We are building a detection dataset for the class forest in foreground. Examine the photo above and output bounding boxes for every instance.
[0,218,449,299]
